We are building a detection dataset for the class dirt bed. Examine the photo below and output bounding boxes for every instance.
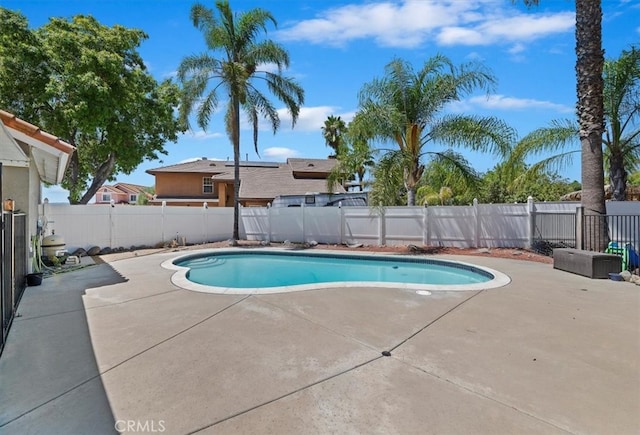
[180,240,553,264]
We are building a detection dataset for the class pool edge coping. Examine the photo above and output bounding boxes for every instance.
[161,247,511,294]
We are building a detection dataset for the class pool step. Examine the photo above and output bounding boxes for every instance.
[186,257,226,268]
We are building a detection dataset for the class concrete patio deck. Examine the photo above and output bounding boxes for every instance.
[0,249,638,434]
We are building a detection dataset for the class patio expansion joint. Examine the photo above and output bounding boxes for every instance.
[388,289,485,353]
[377,289,575,434]
[187,354,385,434]
[397,359,575,434]
[13,288,182,323]
[0,294,252,429]
[181,292,510,434]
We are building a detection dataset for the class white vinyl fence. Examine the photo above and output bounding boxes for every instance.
[39,199,638,252]
[35,201,616,250]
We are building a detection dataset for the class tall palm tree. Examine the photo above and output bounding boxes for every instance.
[604,46,640,199]
[326,135,376,193]
[321,115,348,158]
[522,0,607,250]
[512,48,640,201]
[177,1,304,243]
[356,56,514,206]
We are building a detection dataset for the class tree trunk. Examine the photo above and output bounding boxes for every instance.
[231,95,241,245]
[609,152,627,201]
[406,185,416,206]
[76,153,117,205]
[576,0,608,251]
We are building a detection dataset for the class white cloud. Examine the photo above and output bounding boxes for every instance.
[277,1,574,49]
[508,43,526,55]
[239,105,356,133]
[184,130,224,141]
[257,62,282,74]
[263,147,299,160]
[465,52,485,61]
[461,94,573,113]
[273,106,356,132]
[437,12,574,46]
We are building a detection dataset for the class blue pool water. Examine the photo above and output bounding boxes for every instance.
[173,251,493,289]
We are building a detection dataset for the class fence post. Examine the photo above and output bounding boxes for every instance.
[339,202,344,245]
[527,196,535,249]
[265,203,271,243]
[202,202,208,244]
[161,200,166,243]
[109,199,115,248]
[301,202,305,244]
[423,203,429,246]
[473,198,480,248]
[575,206,584,250]
[378,206,385,246]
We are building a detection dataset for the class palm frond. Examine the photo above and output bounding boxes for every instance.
[430,115,516,158]
[426,150,482,190]
[369,150,406,206]
[521,150,580,182]
[196,90,219,130]
[237,8,277,45]
[512,119,578,162]
[248,41,289,71]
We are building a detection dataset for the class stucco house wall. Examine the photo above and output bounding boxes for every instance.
[1,110,75,272]
[147,158,342,208]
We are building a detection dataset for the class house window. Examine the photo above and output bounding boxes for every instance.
[102,193,111,202]
[129,194,138,203]
[203,177,213,194]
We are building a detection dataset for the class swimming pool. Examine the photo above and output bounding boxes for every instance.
[163,249,510,294]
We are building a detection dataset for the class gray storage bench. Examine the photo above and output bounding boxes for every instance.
[553,248,621,279]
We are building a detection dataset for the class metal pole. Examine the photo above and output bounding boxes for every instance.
[0,162,4,344]
[575,206,584,250]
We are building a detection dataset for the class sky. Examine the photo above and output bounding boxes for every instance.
[3,0,639,203]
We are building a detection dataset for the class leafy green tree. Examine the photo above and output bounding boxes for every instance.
[136,187,155,205]
[0,9,184,204]
[604,46,640,199]
[326,115,376,192]
[479,162,578,203]
[177,0,304,243]
[415,151,481,205]
[321,115,348,158]
[513,48,640,201]
[355,56,514,206]
[368,151,406,206]
[0,8,48,121]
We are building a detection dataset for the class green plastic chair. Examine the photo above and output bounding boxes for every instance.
[605,242,629,270]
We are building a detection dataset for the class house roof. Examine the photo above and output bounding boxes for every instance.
[146,158,228,174]
[0,110,75,184]
[148,157,345,200]
[113,182,150,194]
[210,165,345,199]
[96,183,151,202]
[288,158,338,174]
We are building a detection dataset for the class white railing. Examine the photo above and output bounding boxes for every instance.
[39,199,638,252]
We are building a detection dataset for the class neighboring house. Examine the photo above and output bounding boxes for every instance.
[146,158,345,207]
[94,183,152,205]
